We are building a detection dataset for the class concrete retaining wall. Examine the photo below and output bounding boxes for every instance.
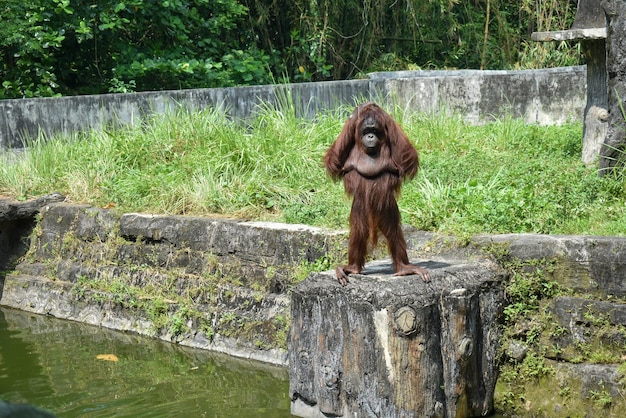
[0,66,586,150]
[2,196,626,414]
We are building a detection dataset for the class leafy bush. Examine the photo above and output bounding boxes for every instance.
[0,0,272,98]
[1,1,581,98]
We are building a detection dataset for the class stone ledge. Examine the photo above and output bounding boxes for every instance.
[0,193,65,221]
[532,28,607,42]
[469,233,626,297]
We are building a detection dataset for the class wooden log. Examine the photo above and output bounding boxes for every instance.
[289,259,506,418]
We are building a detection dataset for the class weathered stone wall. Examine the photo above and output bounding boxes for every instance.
[287,232,626,417]
[0,66,586,150]
[2,196,626,416]
[0,197,344,366]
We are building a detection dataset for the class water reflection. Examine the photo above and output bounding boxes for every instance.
[0,307,291,417]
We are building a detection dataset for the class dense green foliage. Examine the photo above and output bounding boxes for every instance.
[2,105,625,237]
[0,0,272,98]
[1,0,581,98]
[243,0,581,80]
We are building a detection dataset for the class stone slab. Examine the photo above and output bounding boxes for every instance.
[532,28,607,42]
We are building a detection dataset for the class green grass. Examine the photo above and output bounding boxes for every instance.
[2,102,626,237]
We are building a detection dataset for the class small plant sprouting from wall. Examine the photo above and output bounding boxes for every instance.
[291,237,347,285]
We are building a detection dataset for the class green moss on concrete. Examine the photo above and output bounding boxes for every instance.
[490,247,626,416]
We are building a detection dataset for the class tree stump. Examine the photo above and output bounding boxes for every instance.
[289,259,506,418]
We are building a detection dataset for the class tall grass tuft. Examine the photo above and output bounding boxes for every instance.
[2,105,626,236]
